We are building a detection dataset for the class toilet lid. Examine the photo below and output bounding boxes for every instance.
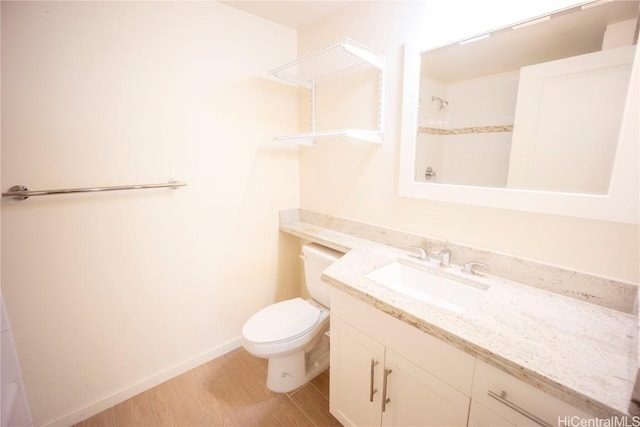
[242,298,321,344]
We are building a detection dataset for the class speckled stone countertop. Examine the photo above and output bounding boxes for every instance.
[280,214,638,419]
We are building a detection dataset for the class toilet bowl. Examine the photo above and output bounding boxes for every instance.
[241,243,343,393]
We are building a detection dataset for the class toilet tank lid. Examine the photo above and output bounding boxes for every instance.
[302,242,344,261]
[242,298,321,344]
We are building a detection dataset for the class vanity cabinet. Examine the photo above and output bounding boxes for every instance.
[330,289,474,427]
[331,316,469,427]
[329,288,597,427]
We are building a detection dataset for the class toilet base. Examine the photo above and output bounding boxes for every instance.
[265,333,330,393]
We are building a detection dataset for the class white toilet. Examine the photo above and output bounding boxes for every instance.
[241,242,343,393]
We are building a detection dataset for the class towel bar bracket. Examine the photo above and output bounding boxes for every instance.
[6,185,30,201]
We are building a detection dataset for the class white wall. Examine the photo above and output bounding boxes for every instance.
[1,2,299,425]
[444,72,519,130]
[298,1,639,283]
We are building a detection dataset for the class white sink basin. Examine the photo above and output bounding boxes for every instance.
[366,261,489,313]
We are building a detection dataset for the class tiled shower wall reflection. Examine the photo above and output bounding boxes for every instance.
[415,71,518,187]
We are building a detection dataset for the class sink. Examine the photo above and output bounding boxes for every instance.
[366,261,489,313]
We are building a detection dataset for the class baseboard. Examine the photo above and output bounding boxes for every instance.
[44,337,242,427]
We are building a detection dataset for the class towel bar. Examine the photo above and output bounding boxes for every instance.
[2,180,187,200]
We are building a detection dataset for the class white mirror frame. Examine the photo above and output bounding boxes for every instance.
[399,40,639,224]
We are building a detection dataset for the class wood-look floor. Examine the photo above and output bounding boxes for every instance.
[74,348,341,427]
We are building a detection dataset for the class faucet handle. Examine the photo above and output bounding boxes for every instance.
[463,262,488,275]
[408,246,428,260]
[433,248,451,267]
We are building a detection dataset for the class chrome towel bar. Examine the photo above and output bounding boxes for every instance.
[2,180,187,200]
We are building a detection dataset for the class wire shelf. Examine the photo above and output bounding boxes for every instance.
[269,38,384,87]
[270,38,385,145]
[273,129,383,146]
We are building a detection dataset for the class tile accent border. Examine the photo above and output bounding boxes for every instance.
[418,124,513,135]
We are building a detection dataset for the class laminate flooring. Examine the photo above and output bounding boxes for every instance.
[74,348,341,427]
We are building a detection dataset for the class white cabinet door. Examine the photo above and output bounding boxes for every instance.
[468,401,516,427]
[330,315,386,427]
[381,349,470,427]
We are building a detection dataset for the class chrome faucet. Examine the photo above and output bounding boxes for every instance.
[434,248,451,267]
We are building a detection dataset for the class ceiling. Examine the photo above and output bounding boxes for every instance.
[220,1,351,29]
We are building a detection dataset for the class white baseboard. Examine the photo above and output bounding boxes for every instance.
[44,337,242,427]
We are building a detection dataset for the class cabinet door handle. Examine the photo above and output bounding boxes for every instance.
[381,367,392,412]
[488,390,552,427]
[369,359,379,402]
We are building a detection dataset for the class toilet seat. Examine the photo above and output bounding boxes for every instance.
[242,298,321,345]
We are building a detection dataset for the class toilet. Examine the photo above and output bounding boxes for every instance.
[241,242,343,393]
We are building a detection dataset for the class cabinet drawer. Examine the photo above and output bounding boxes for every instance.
[331,288,475,396]
[472,359,592,426]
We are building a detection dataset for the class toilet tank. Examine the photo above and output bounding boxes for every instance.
[302,243,343,308]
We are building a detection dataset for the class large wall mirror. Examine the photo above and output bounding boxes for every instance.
[399,0,639,223]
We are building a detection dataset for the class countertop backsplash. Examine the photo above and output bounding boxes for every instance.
[282,208,638,314]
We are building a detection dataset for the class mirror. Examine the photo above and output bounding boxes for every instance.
[399,0,640,223]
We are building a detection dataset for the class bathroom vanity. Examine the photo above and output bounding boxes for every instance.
[330,289,593,426]
[279,209,639,426]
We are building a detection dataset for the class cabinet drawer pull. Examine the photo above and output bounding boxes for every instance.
[370,359,379,402]
[382,368,392,412]
[488,390,552,427]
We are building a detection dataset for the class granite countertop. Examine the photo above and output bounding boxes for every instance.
[280,220,638,419]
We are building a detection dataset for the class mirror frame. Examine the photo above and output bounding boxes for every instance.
[399,27,639,224]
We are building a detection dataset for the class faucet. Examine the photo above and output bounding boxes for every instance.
[433,248,451,267]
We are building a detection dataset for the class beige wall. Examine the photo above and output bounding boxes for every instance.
[298,1,639,283]
[1,2,299,425]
